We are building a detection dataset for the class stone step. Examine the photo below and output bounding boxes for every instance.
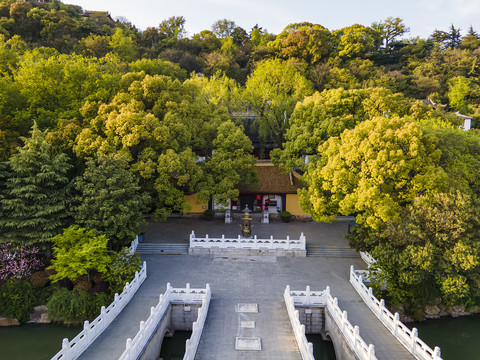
[136,243,189,255]
[306,246,360,258]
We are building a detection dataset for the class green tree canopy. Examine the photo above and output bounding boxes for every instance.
[272,87,418,171]
[48,225,111,283]
[333,24,379,59]
[372,17,409,52]
[268,22,332,63]
[244,58,314,148]
[12,50,123,130]
[211,19,236,38]
[72,153,149,250]
[352,191,480,307]
[0,123,71,245]
[73,74,256,219]
[300,116,447,229]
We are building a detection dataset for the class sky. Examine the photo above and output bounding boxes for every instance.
[69,0,480,39]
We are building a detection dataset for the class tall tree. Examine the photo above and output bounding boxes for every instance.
[272,87,415,171]
[109,27,137,62]
[72,153,149,250]
[372,17,409,52]
[211,19,236,38]
[460,26,480,50]
[0,123,71,245]
[354,191,480,306]
[268,22,332,64]
[244,59,314,148]
[159,16,186,41]
[300,116,447,229]
[333,24,379,59]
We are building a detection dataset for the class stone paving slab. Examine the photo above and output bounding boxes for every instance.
[241,321,255,328]
[237,303,258,313]
[79,219,414,360]
[235,337,262,350]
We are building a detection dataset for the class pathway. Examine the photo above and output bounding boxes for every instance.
[79,218,415,360]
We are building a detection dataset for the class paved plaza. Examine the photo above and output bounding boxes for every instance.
[79,218,414,360]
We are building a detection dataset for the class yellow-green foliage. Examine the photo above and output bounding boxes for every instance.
[49,226,111,283]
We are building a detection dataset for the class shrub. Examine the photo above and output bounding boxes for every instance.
[28,271,50,289]
[47,288,111,325]
[33,284,59,307]
[73,279,92,292]
[89,281,108,294]
[103,248,141,294]
[280,211,291,222]
[0,243,43,280]
[0,280,35,322]
[48,226,111,283]
[203,209,215,219]
[91,273,103,284]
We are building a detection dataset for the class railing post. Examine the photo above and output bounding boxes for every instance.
[393,312,399,336]
[306,285,311,305]
[83,320,90,344]
[411,327,418,354]
[308,342,314,355]
[368,344,375,359]
[185,338,190,353]
[353,325,359,352]
[61,338,70,360]
[433,346,441,359]
[125,338,132,357]
[100,306,106,330]
[379,299,385,321]
[341,310,347,332]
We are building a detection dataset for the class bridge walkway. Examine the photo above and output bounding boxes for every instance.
[78,219,417,360]
[335,298,415,359]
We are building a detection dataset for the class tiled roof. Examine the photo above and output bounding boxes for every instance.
[236,162,303,194]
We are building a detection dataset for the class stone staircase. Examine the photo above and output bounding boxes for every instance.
[306,246,360,258]
[135,243,189,255]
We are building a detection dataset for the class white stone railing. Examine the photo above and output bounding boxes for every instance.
[284,285,315,360]
[350,266,442,360]
[51,261,147,360]
[289,285,328,306]
[129,235,139,254]
[285,285,376,360]
[119,283,211,360]
[360,251,376,267]
[189,231,306,251]
[183,284,211,360]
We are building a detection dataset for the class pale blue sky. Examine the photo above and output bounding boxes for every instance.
[70,0,480,38]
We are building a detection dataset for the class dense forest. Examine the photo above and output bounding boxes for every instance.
[2,0,480,318]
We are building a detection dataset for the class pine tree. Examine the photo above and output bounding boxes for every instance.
[72,153,149,250]
[0,123,71,245]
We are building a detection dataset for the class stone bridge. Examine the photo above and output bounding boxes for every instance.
[66,219,435,360]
